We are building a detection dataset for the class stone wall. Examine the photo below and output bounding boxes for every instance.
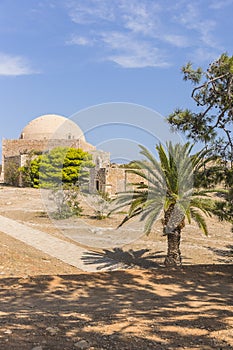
[89,166,148,197]
[105,168,126,195]
[1,138,96,184]
[2,137,147,194]
[106,168,148,195]
[2,138,95,158]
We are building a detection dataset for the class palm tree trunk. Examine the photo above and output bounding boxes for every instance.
[164,228,182,267]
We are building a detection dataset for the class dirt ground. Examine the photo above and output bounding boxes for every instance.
[0,186,232,349]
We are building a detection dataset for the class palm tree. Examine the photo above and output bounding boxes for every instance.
[114,142,223,267]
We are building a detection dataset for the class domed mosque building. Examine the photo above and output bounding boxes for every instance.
[1,114,145,196]
[1,114,109,185]
[20,114,86,142]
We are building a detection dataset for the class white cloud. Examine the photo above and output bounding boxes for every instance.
[119,1,160,36]
[0,53,37,76]
[109,54,170,69]
[101,31,170,68]
[66,35,92,46]
[163,34,189,48]
[66,0,226,67]
[177,3,218,49]
[210,0,233,10]
[66,1,170,68]
[67,0,116,24]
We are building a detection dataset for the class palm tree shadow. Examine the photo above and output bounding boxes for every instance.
[81,248,166,270]
[206,244,233,263]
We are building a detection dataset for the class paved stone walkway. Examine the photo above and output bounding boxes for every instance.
[0,215,108,272]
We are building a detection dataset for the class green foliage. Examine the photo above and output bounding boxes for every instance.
[21,147,94,189]
[193,162,233,189]
[20,155,42,187]
[225,167,233,187]
[113,143,231,266]
[192,157,233,228]
[167,53,233,163]
[4,159,20,186]
[114,143,222,233]
[119,160,142,169]
[30,156,42,187]
[19,150,43,187]
[210,186,233,233]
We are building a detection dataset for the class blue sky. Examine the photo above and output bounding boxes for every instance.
[0,0,232,159]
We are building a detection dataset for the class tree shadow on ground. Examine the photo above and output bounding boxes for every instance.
[206,244,233,263]
[0,265,232,349]
[81,248,166,270]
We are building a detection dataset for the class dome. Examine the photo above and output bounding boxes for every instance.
[20,114,85,141]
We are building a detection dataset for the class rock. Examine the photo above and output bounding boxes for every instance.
[46,326,59,336]
[31,346,43,350]
[74,339,90,349]
[4,329,12,334]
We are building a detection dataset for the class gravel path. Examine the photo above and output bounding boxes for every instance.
[0,215,107,272]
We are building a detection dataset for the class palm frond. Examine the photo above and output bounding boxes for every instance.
[117,207,143,228]
[114,141,230,238]
[185,208,192,224]
[190,208,209,235]
[190,197,216,217]
[144,206,163,234]
[128,197,146,216]
[155,144,170,175]
[191,147,213,170]
[128,158,166,189]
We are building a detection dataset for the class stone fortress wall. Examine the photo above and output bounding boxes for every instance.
[1,138,96,185]
[2,139,95,158]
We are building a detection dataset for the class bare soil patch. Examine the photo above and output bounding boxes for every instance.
[0,186,232,349]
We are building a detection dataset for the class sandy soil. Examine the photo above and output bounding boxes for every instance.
[0,186,232,349]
